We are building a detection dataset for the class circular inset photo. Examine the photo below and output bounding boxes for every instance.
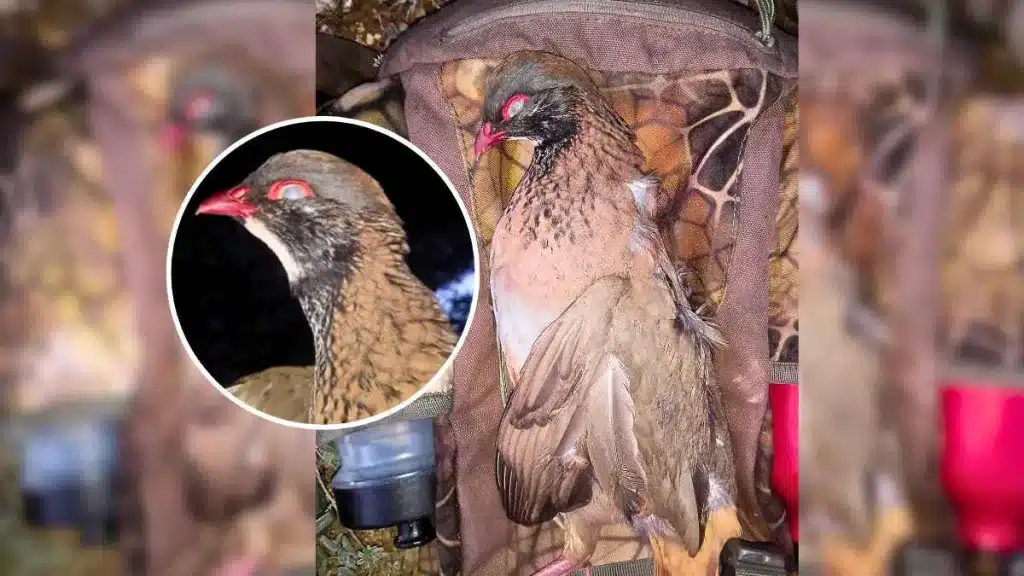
[167,117,478,429]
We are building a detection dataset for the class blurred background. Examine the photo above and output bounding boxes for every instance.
[800,1,1023,575]
[0,0,316,574]
[0,1,465,575]
[169,119,475,389]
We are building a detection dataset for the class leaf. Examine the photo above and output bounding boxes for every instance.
[316,511,335,534]
[338,532,353,550]
[319,535,340,555]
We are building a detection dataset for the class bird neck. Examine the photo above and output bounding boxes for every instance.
[306,259,398,372]
[293,224,451,423]
[531,98,645,182]
[296,227,406,375]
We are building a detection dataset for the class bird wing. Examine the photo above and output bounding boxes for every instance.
[613,305,711,557]
[495,244,719,555]
[620,226,721,556]
[495,275,632,525]
[227,366,312,423]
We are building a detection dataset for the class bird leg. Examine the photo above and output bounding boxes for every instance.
[817,504,914,576]
[531,506,604,576]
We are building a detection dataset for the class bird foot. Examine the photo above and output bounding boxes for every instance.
[531,557,592,576]
[818,504,914,576]
[650,506,743,576]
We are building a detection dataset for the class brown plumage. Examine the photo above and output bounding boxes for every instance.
[183,377,317,568]
[195,150,457,425]
[227,365,311,422]
[476,51,738,575]
[798,172,885,550]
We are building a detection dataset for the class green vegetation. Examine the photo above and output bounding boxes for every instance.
[315,444,424,576]
[0,445,121,576]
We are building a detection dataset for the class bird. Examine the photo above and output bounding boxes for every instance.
[194,149,458,425]
[476,51,739,576]
[161,63,261,157]
[225,365,312,423]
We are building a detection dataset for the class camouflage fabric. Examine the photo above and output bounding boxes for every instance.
[368,0,799,572]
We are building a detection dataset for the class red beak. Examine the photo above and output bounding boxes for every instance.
[195,187,257,218]
[159,123,186,153]
[474,122,506,159]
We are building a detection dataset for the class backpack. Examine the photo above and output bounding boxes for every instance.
[326,1,799,573]
[799,2,1023,571]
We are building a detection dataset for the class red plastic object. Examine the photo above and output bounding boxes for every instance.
[769,381,799,542]
[940,383,1024,553]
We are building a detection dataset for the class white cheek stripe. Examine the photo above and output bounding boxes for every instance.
[243,218,302,283]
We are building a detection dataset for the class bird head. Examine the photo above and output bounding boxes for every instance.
[162,65,259,154]
[474,51,602,159]
[195,150,398,290]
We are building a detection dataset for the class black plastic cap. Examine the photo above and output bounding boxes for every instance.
[395,518,436,549]
[719,538,788,576]
[333,471,436,531]
[890,541,962,576]
[21,487,81,528]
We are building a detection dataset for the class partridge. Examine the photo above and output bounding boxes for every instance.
[195,149,457,424]
[476,51,737,576]
[162,64,260,155]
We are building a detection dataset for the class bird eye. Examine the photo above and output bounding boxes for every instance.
[185,92,217,121]
[501,94,529,121]
[267,180,314,201]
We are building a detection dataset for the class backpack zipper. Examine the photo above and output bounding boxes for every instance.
[443,0,775,54]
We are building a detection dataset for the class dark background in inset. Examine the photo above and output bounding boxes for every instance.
[170,120,475,387]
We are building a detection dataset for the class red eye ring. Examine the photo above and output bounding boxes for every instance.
[500,93,529,121]
[185,92,215,121]
[267,179,314,201]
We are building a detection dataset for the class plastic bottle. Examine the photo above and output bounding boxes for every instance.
[331,418,437,549]
[19,415,119,546]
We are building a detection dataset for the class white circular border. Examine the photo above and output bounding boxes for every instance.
[166,116,482,431]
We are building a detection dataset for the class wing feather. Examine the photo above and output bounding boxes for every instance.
[495,276,628,525]
[228,366,311,422]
